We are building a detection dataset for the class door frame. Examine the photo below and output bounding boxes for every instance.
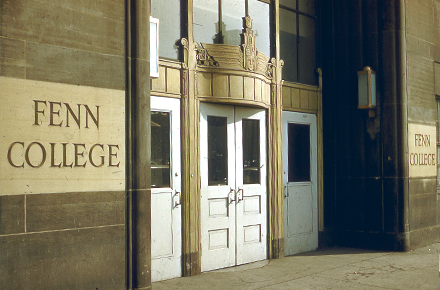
[282,111,318,255]
[150,96,182,282]
[199,102,267,272]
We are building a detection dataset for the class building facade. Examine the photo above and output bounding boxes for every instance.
[1,0,440,289]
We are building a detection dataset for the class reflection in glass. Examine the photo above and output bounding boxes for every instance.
[151,0,180,59]
[248,0,270,56]
[151,111,171,188]
[193,0,219,44]
[208,116,228,186]
[222,0,245,46]
[279,0,296,10]
[243,119,260,184]
[288,123,310,182]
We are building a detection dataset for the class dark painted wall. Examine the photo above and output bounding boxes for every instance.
[321,0,409,250]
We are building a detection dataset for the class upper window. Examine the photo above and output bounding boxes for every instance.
[280,0,317,85]
[151,0,181,60]
[193,0,271,57]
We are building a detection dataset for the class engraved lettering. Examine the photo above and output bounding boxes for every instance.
[73,143,87,167]
[89,144,105,167]
[50,143,61,168]
[25,142,46,168]
[7,142,24,168]
[65,103,81,128]
[49,101,63,127]
[62,143,73,168]
[84,105,99,129]
[108,144,120,167]
[34,100,46,125]
[415,134,431,146]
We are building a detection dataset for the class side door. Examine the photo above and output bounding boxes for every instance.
[283,111,318,256]
[150,96,181,281]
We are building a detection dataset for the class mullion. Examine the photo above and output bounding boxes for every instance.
[279,4,317,20]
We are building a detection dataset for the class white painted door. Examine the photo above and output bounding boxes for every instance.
[283,111,318,256]
[150,96,181,282]
[200,103,266,272]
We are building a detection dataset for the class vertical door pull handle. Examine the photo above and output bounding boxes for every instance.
[284,185,289,198]
[237,187,244,202]
[229,188,236,204]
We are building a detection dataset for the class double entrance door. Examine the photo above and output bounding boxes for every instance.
[200,103,267,272]
[283,111,318,255]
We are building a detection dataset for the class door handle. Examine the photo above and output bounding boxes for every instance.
[229,188,236,204]
[236,187,243,202]
[284,185,289,198]
[173,191,181,208]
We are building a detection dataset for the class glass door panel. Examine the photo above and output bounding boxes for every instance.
[242,119,260,185]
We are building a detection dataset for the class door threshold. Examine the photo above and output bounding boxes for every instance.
[211,260,269,273]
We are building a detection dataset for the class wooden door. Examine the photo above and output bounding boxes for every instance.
[200,103,267,272]
[151,96,182,281]
[283,111,318,256]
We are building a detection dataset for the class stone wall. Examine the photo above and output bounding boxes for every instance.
[0,1,126,288]
[406,0,440,249]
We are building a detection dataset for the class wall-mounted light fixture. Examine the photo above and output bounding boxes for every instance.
[357,66,376,117]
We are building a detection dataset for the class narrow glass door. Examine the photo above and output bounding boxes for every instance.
[282,111,318,256]
[151,96,181,282]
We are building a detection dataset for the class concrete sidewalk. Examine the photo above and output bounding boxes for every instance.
[153,243,439,289]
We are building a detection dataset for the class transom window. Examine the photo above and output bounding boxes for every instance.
[151,0,319,86]
[280,0,317,85]
[193,0,270,56]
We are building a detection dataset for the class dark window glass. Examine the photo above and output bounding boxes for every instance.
[299,15,316,84]
[288,123,310,182]
[208,116,228,185]
[151,111,171,188]
[242,119,260,184]
[298,0,315,15]
[151,0,181,59]
[280,0,317,85]
[280,9,298,82]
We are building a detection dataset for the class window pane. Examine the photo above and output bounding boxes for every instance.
[243,119,260,184]
[194,0,219,44]
[298,0,315,16]
[299,15,316,85]
[279,0,296,10]
[208,116,228,185]
[280,9,298,83]
[288,123,310,182]
[151,112,171,188]
[222,0,245,46]
[248,0,270,56]
[151,0,180,59]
